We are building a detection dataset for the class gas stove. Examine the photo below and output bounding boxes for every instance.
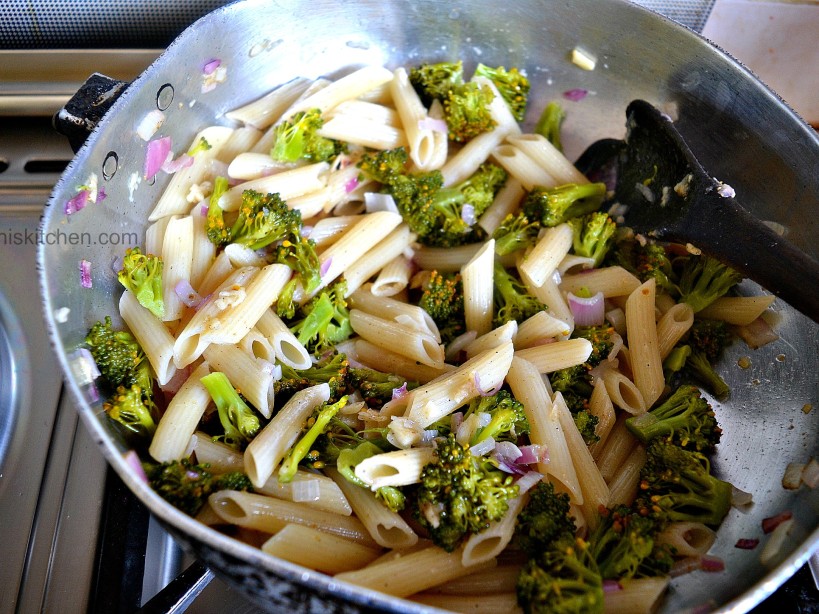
[1,30,817,614]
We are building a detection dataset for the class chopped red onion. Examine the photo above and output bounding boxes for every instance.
[736,316,779,349]
[450,411,464,433]
[144,136,172,180]
[782,462,805,490]
[64,189,90,215]
[762,510,792,534]
[160,366,190,394]
[200,203,209,216]
[161,153,194,174]
[477,411,492,428]
[602,579,623,593]
[515,470,544,494]
[802,457,819,489]
[203,58,222,75]
[175,279,203,308]
[567,291,605,326]
[670,556,702,577]
[71,347,101,382]
[563,88,588,102]
[470,436,496,457]
[391,382,409,400]
[364,191,399,214]
[731,484,754,507]
[418,117,448,133]
[518,444,549,465]
[699,555,725,572]
[474,372,502,397]
[79,259,92,288]
[420,429,439,445]
[495,441,523,462]
[124,449,148,483]
[735,538,760,550]
[344,177,360,193]
[135,109,166,141]
[320,257,332,277]
[97,186,107,202]
[460,203,476,225]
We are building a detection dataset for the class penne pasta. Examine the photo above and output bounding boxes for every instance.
[625,279,664,408]
[261,524,382,574]
[462,239,496,336]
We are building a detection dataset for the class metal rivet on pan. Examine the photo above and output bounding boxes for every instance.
[156,84,175,111]
[102,151,119,180]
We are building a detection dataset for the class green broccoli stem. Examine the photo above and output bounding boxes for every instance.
[200,372,260,448]
[535,101,565,151]
[293,292,335,346]
[279,397,348,482]
[336,441,383,487]
[206,176,231,246]
[471,407,518,445]
[687,351,730,400]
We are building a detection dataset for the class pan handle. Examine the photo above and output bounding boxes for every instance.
[53,73,129,153]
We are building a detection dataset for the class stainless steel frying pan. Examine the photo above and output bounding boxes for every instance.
[37,0,819,611]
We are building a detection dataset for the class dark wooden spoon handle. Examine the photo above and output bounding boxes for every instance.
[677,191,819,322]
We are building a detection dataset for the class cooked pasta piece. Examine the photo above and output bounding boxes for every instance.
[327,468,418,549]
[224,76,311,129]
[244,383,331,488]
[625,279,664,408]
[696,294,776,325]
[256,469,352,515]
[518,223,573,288]
[208,490,378,547]
[202,343,275,418]
[462,239,496,336]
[261,524,383,574]
[119,289,177,385]
[149,362,212,462]
[506,357,582,504]
[513,338,593,373]
[334,544,495,598]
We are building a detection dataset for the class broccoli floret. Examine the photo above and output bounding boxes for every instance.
[636,439,733,527]
[359,151,506,247]
[418,270,466,344]
[514,480,576,558]
[412,434,519,552]
[493,262,547,327]
[535,101,566,151]
[270,108,344,163]
[117,247,164,319]
[522,183,607,228]
[627,385,721,453]
[375,486,406,513]
[409,61,465,107]
[186,135,212,156]
[408,61,497,142]
[572,410,600,445]
[274,232,322,316]
[608,239,679,297]
[229,189,302,251]
[206,175,231,247]
[279,396,349,482]
[588,506,669,580]
[434,162,508,220]
[200,372,261,450]
[348,366,416,410]
[492,211,541,256]
[465,389,530,445]
[678,255,742,313]
[274,352,350,408]
[290,280,353,356]
[85,316,153,393]
[568,212,617,267]
[689,319,732,363]
[144,459,252,516]
[473,63,530,122]
[573,324,616,368]
[443,81,497,142]
[103,384,157,439]
[516,536,604,614]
